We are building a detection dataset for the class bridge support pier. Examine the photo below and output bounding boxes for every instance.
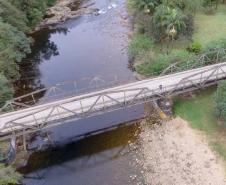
[157,98,173,116]
[23,129,27,151]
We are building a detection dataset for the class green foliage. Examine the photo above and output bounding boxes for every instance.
[210,141,226,161]
[136,54,170,75]
[174,88,217,132]
[136,50,192,75]
[204,38,226,50]
[27,7,44,27]
[201,38,226,63]
[203,0,220,8]
[10,0,57,28]
[135,36,226,76]
[127,0,161,14]
[203,0,220,14]
[163,0,204,13]
[128,34,154,59]
[46,0,57,6]
[0,0,57,106]
[214,80,226,121]
[152,5,187,41]
[174,87,226,165]
[0,74,13,107]
[0,0,28,32]
[0,21,31,80]
[187,41,202,53]
[0,164,21,185]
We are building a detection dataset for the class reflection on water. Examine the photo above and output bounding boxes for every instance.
[15,0,134,100]
[16,0,144,184]
[14,28,68,97]
[20,123,144,185]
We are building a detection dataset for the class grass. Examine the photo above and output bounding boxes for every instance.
[174,87,226,163]
[211,142,226,161]
[174,88,218,134]
[128,34,154,59]
[193,5,226,46]
[0,141,21,185]
[0,163,21,185]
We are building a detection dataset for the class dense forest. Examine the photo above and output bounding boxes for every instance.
[0,0,56,106]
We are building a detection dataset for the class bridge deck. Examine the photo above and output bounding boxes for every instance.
[1,62,226,136]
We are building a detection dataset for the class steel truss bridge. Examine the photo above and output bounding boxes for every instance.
[1,62,226,141]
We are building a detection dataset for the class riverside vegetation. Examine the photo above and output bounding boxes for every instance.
[127,0,226,172]
[127,0,226,76]
[0,0,56,106]
[174,83,226,169]
[0,0,57,184]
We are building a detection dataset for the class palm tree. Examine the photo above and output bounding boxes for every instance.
[153,5,186,53]
[153,5,186,39]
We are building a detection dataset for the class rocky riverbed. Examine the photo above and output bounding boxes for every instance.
[37,0,94,28]
[38,0,115,29]
[140,117,226,185]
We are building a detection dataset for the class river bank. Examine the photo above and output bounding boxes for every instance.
[140,117,226,184]
[38,0,96,29]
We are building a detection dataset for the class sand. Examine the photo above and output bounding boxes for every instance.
[140,117,226,185]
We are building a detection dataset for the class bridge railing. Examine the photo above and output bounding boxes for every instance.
[2,48,226,114]
[161,48,226,75]
[1,63,226,139]
[0,76,136,113]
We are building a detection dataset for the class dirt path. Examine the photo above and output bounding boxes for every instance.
[140,117,226,185]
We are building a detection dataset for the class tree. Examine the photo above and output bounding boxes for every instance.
[0,0,57,106]
[0,74,13,107]
[214,80,226,121]
[129,0,161,14]
[152,5,187,42]
[203,0,220,13]
[162,0,203,14]
[0,21,31,80]
[0,0,28,32]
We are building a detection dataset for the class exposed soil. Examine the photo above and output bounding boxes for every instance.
[140,117,226,185]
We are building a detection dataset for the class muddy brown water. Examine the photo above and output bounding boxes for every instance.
[16,0,146,184]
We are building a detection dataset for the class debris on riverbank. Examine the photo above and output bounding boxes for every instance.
[140,117,226,185]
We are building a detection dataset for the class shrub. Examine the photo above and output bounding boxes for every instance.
[181,14,194,39]
[152,5,187,42]
[187,41,202,53]
[136,50,192,75]
[176,58,198,70]
[137,54,170,75]
[128,34,154,59]
[201,38,226,63]
[0,164,21,185]
[203,38,226,51]
[127,0,161,14]
[169,50,192,62]
[214,80,226,122]
[203,0,218,14]
[0,74,13,107]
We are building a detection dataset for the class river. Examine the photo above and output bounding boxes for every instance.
[17,0,146,184]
